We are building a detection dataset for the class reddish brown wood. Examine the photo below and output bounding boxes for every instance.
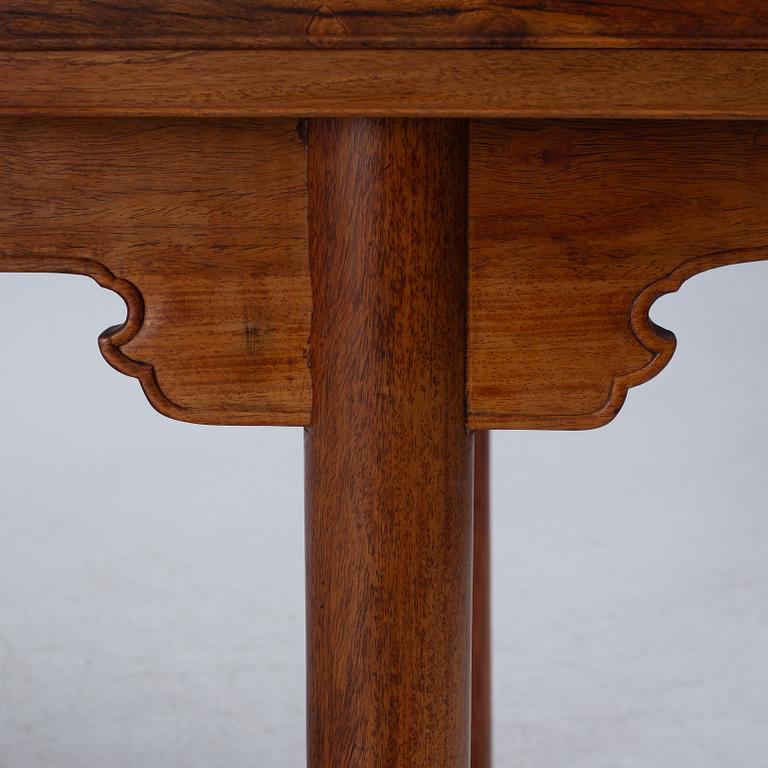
[305,118,472,768]
[4,51,768,119]
[0,5,767,762]
[3,117,768,431]
[0,117,310,425]
[2,1,767,50]
[469,119,768,429]
[471,431,492,768]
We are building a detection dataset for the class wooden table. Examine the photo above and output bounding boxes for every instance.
[2,3,767,766]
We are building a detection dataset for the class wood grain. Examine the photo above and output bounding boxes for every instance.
[4,51,768,119]
[469,120,768,430]
[305,118,472,768]
[0,117,310,425]
[4,118,767,430]
[2,1,767,50]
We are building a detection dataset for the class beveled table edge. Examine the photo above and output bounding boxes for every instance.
[1,50,768,119]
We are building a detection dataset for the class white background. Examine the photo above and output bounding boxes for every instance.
[0,262,766,767]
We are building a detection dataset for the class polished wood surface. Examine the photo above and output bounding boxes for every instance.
[0,118,310,425]
[472,431,492,768]
[4,51,768,119]
[2,1,767,50]
[2,11,768,762]
[469,120,768,430]
[4,117,767,429]
[305,118,472,768]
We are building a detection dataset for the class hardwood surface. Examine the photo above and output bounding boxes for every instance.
[4,51,768,119]
[472,431,492,768]
[305,118,472,768]
[1,4,767,765]
[0,118,310,425]
[2,1,767,50]
[469,120,768,430]
[4,118,768,429]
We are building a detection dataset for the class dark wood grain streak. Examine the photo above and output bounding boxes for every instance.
[4,51,768,119]
[0,118,310,425]
[3,118,767,430]
[2,1,768,50]
[469,120,768,430]
[471,431,492,768]
[305,118,472,768]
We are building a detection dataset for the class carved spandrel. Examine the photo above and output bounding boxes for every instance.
[0,118,311,426]
[2,117,767,430]
[468,120,768,429]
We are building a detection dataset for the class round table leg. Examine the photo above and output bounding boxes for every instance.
[305,118,473,768]
[472,431,492,768]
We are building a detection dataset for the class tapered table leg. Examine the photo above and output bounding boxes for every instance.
[305,118,472,768]
[472,431,492,768]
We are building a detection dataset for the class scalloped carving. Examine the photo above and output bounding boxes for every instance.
[592,246,768,429]
[0,118,311,425]
[5,117,767,431]
[0,252,189,420]
[469,120,768,429]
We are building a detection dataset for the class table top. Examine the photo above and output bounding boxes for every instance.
[2,1,767,51]
[2,2,768,119]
